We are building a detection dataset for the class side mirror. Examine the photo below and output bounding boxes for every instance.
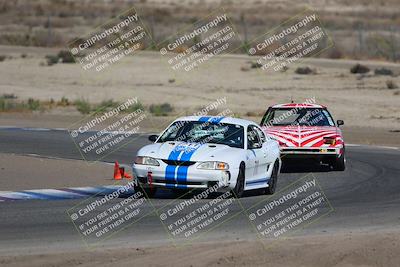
[337,120,344,126]
[148,134,159,142]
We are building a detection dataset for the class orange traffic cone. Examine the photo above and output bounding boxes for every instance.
[123,171,132,179]
[119,167,132,179]
[114,162,122,180]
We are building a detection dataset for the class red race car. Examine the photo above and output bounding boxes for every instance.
[260,103,345,171]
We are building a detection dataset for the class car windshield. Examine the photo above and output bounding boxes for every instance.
[261,108,335,127]
[158,121,245,149]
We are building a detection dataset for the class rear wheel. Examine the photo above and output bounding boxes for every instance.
[232,164,245,198]
[265,161,279,195]
[331,147,346,171]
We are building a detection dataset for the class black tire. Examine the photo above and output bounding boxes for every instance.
[135,185,157,198]
[265,161,279,195]
[331,147,346,171]
[171,188,186,197]
[144,188,157,198]
[232,163,245,198]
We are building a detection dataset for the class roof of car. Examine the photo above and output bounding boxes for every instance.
[173,116,257,127]
[271,103,326,108]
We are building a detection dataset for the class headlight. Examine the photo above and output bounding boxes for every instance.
[197,161,229,170]
[134,156,160,166]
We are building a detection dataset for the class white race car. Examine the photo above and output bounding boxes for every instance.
[132,116,281,198]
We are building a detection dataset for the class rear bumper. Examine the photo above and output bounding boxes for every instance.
[132,163,237,190]
[282,147,337,154]
[280,146,343,157]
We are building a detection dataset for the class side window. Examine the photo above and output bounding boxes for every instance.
[322,110,335,126]
[247,126,261,149]
[254,126,266,143]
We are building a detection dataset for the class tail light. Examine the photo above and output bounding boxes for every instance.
[323,137,336,145]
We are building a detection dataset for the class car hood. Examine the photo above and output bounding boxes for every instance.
[138,141,242,162]
[263,126,343,147]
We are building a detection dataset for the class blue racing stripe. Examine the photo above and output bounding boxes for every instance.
[16,191,68,200]
[246,178,269,186]
[165,146,182,188]
[176,166,189,186]
[59,188,100,196]
[176,144,202,188]
[0,196,15,201]
[209,116,225,124]
[0,186,136,201]
[198,117,211,122]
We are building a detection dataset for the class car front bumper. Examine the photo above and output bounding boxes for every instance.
[132,163,237,190]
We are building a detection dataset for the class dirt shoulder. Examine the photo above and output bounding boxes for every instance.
[0,230,398,267]
[1,47,400,130]
[341,125,400,147]
[0,153,126,191]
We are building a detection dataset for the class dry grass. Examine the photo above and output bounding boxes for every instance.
[0,0,399,60]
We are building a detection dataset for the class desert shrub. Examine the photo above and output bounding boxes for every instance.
[0,55,6,62]
[374,67,393,76]
[45,54,59,66]
[57,50,75,63]
[149,103,173,116]
[27,98,40,110]
[0,97,20,112]
[280,65,289,72]
[96,99,120,110]
[0,97,7,111]
[240,66,250,72]
[350,64,370,74]
[74,99,91,114]
[250,61,262,69]
[295,66,315,75]
[0,97,43,112]
[386,80,398,89]
[57,96,70,106]
[2,93,17,99]
[174,45,189,54]
[21,53,27,58]
[245,111,259,116]
[122,100,144,113]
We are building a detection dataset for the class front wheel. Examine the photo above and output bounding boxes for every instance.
[232,164,245,198]
[134,184,157,198]
[265,161,279,195]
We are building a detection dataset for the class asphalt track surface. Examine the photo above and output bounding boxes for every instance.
[0,128,399,255]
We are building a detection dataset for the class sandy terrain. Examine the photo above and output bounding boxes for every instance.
[1,0,399,61]
[0,229,398,267]
[0,45,399,131]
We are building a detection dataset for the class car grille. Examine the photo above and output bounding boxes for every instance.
[161,160,196,166]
